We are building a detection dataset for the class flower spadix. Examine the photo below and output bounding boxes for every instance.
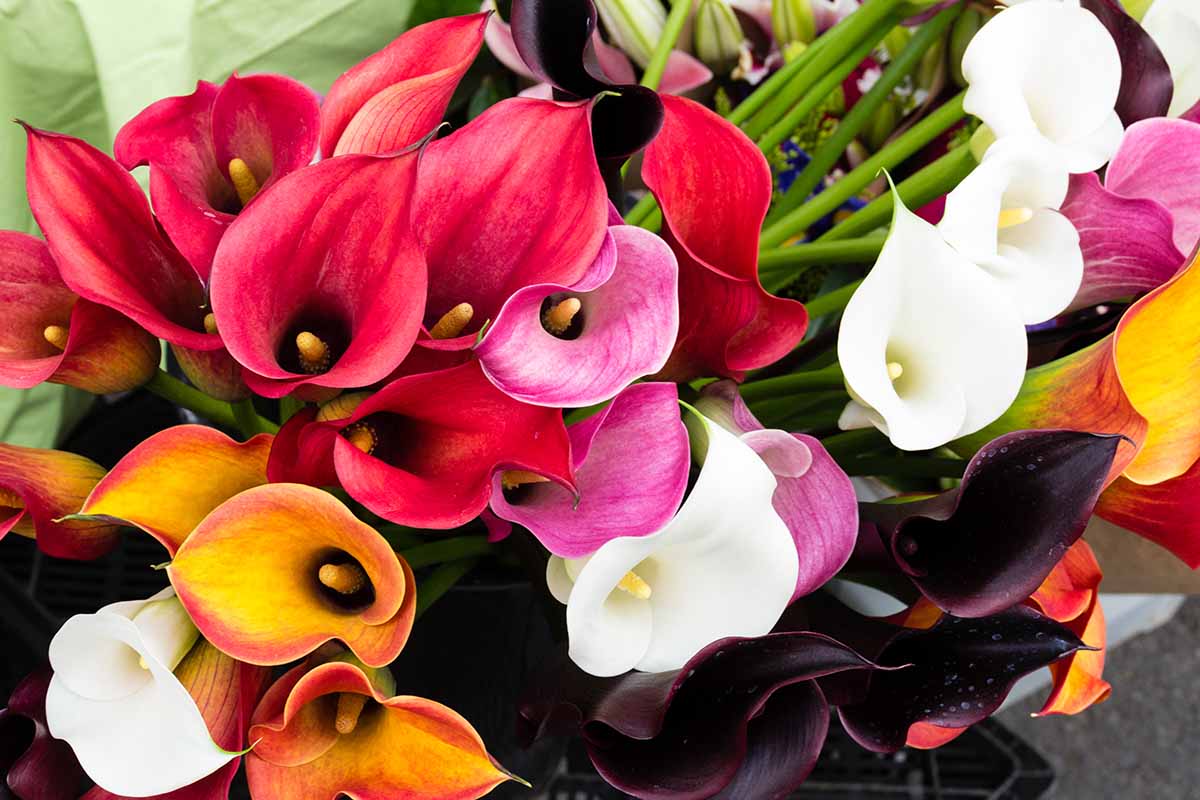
[962,0,1123,172]
[45,588,231,797]
[246,659,515,800]
[938,137,1083,324]
[837,188,1027,451]
[168,483,415,667]
[547,413,798,677]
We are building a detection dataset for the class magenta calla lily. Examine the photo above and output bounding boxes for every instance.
[210,147,427,399]
[114,73,320,280]
[475,224,679,407]
[489,382,690,557]
[1064,117,1200,308]
[415,97,609,342]
[697,380,858,601]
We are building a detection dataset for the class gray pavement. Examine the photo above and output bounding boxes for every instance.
[999,598,1200,800]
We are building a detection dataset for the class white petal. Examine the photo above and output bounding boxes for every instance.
[46,592,233,797]
[837,398,878,432]
[962,1,1122,170]
[546,556,574,604]
[1143,0,1200,117]
[983,208,1084,324]
[838,196,1028,451]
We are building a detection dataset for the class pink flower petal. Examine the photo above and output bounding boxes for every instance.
[1105,117,1200,256]
[659,50,713,95]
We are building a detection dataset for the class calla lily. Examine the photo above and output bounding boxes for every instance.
[518,633,877,799]
[489,382,690,556]
[643,95,809,380]
[320,13,488,157]
[0,668,86,800]
[114,73,320,279]
[46,589,234,797]
[474,224,679,407]
[77,425,271,555]
[837,190,1027,451]
[210,146,426,399]
[696,380,858,601]
[246,659,514,800]
[0,443,119,560]
[270,361,575,528]
[415,98,609,344]
[1142,0,1200,117]
[547,415,798,676]
[860,430,1121,617]
[0,231,159,394]
[168,483,415,667]
[962,0,1123,172]
[937,137,1083,325]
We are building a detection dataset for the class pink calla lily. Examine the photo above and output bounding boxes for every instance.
[474,225,679,407]
[114,73,320,280]
[489,382,690,556]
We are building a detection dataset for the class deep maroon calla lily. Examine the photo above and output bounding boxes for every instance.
[271,361,575,528]
[474,224,679,407]
[862,430,1122,618]
[415,97,609,342]
[23,126,218,353]
[114,73,320,279]
[0,669,87,800]
[1080,0,1174,126]
[489,382,690,556]
[0,232,158,394]
[210,147,426,399]
[697,380,858,602]
[518,633,878,800]
[320,13,489,157]
[644,96,809,381]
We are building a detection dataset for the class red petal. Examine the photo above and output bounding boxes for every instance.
[320,14,488,157]
[24,126,217,351]
[211,73,319,194]
[1096,461,1200,568]
[643,96,806,380]
[416,97,608,329]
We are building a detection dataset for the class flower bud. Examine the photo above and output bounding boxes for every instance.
[695,0,746,70]
[594,0,667,68]
[772,0,816,47]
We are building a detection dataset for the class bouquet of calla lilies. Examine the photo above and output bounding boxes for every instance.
[1,0,1197,797]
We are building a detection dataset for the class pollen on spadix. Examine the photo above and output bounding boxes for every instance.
[318,562,368,595]
[616,570,652,600]
[887,361,904,381]
[429,302,474,339]
[542,298,582,335]
[296,331,331,374]
[43,325,69,350]
[228,158,260,207]
[997,207,1034,230]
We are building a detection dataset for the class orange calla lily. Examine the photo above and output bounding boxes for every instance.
[78,424,271,555]
[168,483,415,667]
[246,660,514,800]
[0,443,118,560]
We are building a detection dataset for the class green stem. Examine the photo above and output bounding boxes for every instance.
[399,536,493,570]
[232,398,278,437]
[739,363,845,403]
[758,236,884,292]
[820,144,976,241]
[821,427,890,458]
[837,456,967,478]
[756,20,893,154]
[415,558,479,619]
[279,394,306,424]
[803,279,862,318]
[641,0,692,91]
[772,5,962,216]
[726,40,826,126]
[144,370,238,429]
[759,90,967,248]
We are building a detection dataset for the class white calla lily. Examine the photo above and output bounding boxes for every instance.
[547,416,798,677]
[961,0,1123,172]
[938,137,1083,325]
[46,588,235,798]
[837,192,1028,451]
[1143,0,1200,117]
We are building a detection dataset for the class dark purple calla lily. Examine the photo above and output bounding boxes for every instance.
[1080,0,1174,126]
[862,430,1122,617]
[0,668,86,800]
[518,632,878,800]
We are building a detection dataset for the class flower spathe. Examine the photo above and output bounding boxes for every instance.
[962,0,1123,172]
[0,668,87,800]
[246,660,514,800]
[547,414,798,676]
[168,483,416,667]
[838,189,1027,451]
[1142,0,1200,117]
[46,588,233,797]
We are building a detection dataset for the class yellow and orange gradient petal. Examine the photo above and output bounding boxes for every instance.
[246,660,515,800]
[168,484,415,667]
[79,425,271,555]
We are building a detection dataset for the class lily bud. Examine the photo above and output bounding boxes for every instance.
[594,0,666,68]
[772,0,816,47]
[695,0,746,71]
